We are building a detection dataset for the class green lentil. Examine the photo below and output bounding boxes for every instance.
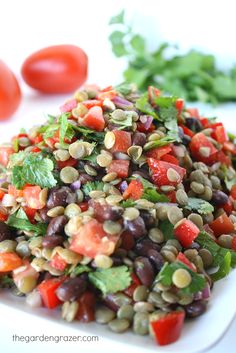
[76,189,84,203]
[172,268,192,288]
[160,249,176,262]
[60,167,79,184]
[218,234,233,249]
[102,172,117,182]
[133,301,154,313]
[53,149,70,161]
[177,293,194,305]
[64,203,81,218]
[16,241,31,257]
[201,186,213,201]
[97,153,112,167]
[133,285,149,302]
[117,304,135,321]
[167,206,184,225]
[84,164,97,176]
[190,181,205,194]
[104,131,115,149]
[89,190,105,199]
[127,146,142,161]
[176,189,188,206]
[184,249,198,262]
[198,248,213,268]
[62,301,79,322]
[111,109,126,120]
[17,276,37,294]
[161,291,179,303]
[94,254,113,269]
[148,228,164,244]
[123,207,140,221]
[108,319,130,333]
[103,220,122,234]
[47,206,65,218]
[95,306,116,324]
[167,168,180,183]
[69,141,87,159]
[147,291,165,306]
[166,239,182,251]
[187,213,203,229]
[0,240,17,253]
[133,312,149,335]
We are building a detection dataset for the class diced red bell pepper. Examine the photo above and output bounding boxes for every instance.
[211,123,228,144]
[150,311,185,346]
[97,89,117,101]
[176,252,196,272]
[161,153,179,165]
[31,133,43,145]
[175,98,184,115]
[31,147,41,153]
[186,108,200,118]
[148,158,186,187]
[200,117,210,128]
[210,213,234,237]
[23,206,37,223]
[174,219,200,248]
[57,157,77,169]
[231,185,236,199]
[78,202,89,212]
[166,190,177,203]
[217,151,231,166]
[38,278,64,309]
[50,253,67,272]
[76,291,96,322]
[81,106,105,131]
[179,124,194,137]
[0,190,5,201]
[107,160,130,178]
[0,252,23,272]
[8,185,23,198]
[222,198,233,215]
[223,141,236,155]
[0,146,14,167]
[148,86,161,106]
[110,130,132,153]
[60,99,77,113]
[0,212,8,222]
[232,237,236,251]
[137,121,156,133]
[189,132,218,164]
[146,145,172,159]
[124,273,141,297]
[123,179,144,200]
[82,99,102,109]
[23,186,45,210]
[69,219,119,258]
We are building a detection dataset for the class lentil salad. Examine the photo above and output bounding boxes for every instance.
[0,83,236,345]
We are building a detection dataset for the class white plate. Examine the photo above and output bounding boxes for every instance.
[1,269,236,353]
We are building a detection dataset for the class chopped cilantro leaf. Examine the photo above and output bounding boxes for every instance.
[88,266,131,294]
[185,198,214,215]
[135,93,159,120]
[82,181,105,196]
[159,220,174,240]
[7,215,47,235]
[211,252,231,282]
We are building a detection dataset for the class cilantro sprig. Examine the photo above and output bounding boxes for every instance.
[185,198,214,215]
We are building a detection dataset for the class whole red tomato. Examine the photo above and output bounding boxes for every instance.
[21,45,88,93]
[0,60,21,120]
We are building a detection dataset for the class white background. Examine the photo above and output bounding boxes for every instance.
[0,0,236,352]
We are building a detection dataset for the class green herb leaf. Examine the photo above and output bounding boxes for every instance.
[12,153,57,189]
[0,275,14,288]
[211,252,231,281]
[143,135,176,151]
[131,175,169,202]
[110,112,133,129]
[9,150,28,168]
[109,31,128,57]
[59,113,75,148]
[66,265,91,276]
[88,266,131,295]
[72,125,105,143]
[196,231,236,268]
[7,215,47,235]
[156,262,206,294]
[130,34,146,55]
[185,197,214,215]
[225,176,236,191]
[120,199,136,208]
[82,181,105,196]
[115,82,134,96]
[135,93,159,120]
[159,220,174,240]
[109,10,125,25]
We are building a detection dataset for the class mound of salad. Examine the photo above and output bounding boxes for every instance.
[1,83,236,346]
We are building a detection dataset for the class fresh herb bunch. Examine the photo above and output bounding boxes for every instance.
[109,10,236,104]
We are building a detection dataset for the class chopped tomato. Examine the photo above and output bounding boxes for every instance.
[13,261,39,287]
[97,89,116,101]
[110,130,132,153]
[189,132,218,164]
[146,145,172,159]
[222,198,233,215]
[78,202,89,212]
[217,151,231,166]
[0,252,23,272]
[57,157,77,169]
[231,185,236,199]
[0,146,14,166]
[50,253,67,272]
[174,219,200,248]
[8,185,23,198]
[31,147,41,153]
[23,206,37,222]
[175,98,184,115]
[150,311,185,346]
[179,124,194,137]
[200,117,210,128]
[211,123,228,144]
[60,99,77,113]
[148,86,161,106]
[31,133,43,145]
[176,252,196,272]
[210,213,234,237]
[81,106,105,131]
[69,219,119,258]
[223,141,236,155]
[137,121,155,133]
[107,160,130,178]
[38,278,64,309]
[148,158,186,187]
[166,190,177,203]
[123,179,144,200]
[186,108,199,118]
[161,154,179,165]
[0,189,5,200]
[23,186,44,210]
[232,237,236,252]
[124,273,141,297]
[76,291,96,322]
[0,212,8,222]
[82,99,102,109]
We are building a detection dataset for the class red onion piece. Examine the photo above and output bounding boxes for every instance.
[140,115,153,129]
[201,283,211,299]
[112,96,134,110]
[70,180,81,191]
[119,181,128,193]
[194,291,202,300]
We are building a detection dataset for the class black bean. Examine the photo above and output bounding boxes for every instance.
[147,249,164,271]
[185,117,202,132]
[46,215,68,237]
[91,201,123,222]
[42,235,64,249]
[212,190,228,206]
[79,173,94,185]
[135,239,160,256]
[103,293,131,311]
[56,277,87,302]
[178,126,184,140]
[189,242,201,250]
[182,135,191,146]
[134,257,155,287]
[0,221,13,242]
[132,132,146,146]
[47,187,72,209]
[139,210,156,229]
[110,256,123,266]
[184,300,207,318]
[124,216,147,239]
[38,208,51,223]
